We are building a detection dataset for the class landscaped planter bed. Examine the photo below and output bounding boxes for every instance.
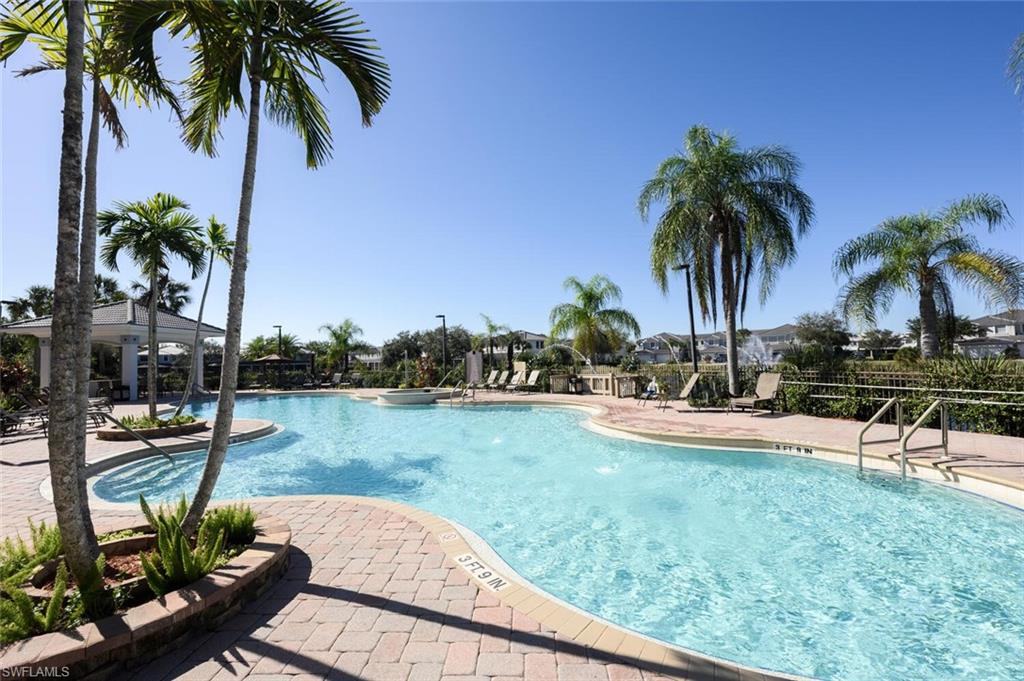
[96,419,209,441]
[0,516,290,681]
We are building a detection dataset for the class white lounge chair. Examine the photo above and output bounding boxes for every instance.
[503,371,525,391]
[508,370,540,393]
[488,370,509,391]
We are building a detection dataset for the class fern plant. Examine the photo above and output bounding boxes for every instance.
[0,520,63,585]
[138,495,225,596]
[0,559,93,643]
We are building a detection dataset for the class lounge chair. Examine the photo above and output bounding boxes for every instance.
[1,407,47,435]
[507,370,540,393]
[730,372,782,416]
[488,370,509,391]
[474,370,498,391]
[503,371,525,391]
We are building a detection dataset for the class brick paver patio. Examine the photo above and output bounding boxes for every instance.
[111,497,718,681]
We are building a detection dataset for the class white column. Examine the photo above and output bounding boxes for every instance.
[120,335,139,401]
[194,342,204,394]
[38,338,51,389]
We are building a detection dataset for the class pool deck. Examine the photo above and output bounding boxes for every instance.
[1,390,1021,680]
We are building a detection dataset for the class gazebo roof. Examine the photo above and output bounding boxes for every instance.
[0,300,224,344]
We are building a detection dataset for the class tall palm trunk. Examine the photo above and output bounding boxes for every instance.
[183,38,263,536]
[174,247,213,417]
[69,74,102,541]
[720,228,740,395]
[147,267,159,418]
[918,280,941,358]
[48,0,100,586]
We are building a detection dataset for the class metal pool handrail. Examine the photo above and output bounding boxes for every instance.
[857,397,903,474]
[898,399,948,481]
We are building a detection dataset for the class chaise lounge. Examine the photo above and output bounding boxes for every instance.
[729,372,782,416]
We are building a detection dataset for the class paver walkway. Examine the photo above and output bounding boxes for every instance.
[115,498,703,681]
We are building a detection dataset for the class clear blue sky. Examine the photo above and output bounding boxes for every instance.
[2,1,1021,346]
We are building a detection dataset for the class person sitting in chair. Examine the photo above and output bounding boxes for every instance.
[638,377,659,405]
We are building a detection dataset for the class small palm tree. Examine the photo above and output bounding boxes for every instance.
[834,194,1021,358]
[549,274,641,365]
[480,314,510,371]
[638,125,814,394]
[108,0,390,535]
[129,276,192,313]
[174,218,234,416]
[319,319,365,374]
[99,194,206,418]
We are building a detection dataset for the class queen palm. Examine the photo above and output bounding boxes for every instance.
[638,125,814,394]
[174,218,234,416]
[30,0,100,602]
[319,318,365,374]
[99,193,206,419]
[834,194,1021,358]
[549,274,641,365]
[0,2,179,479]
[480,314,510,371]
[108,0,390,534]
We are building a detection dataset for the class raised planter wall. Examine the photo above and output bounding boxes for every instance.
[0,516,290,681]
[96,419,209,442]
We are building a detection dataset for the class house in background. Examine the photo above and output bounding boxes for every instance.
[959,309,1024,357]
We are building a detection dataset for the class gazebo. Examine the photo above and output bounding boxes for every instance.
[0,300,224,400]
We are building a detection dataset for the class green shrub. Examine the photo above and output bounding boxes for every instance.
[138,495,225,596]
[0,520,62,586]
[97,528,144,543]
[200,504,257,547]
[119,414,197,429]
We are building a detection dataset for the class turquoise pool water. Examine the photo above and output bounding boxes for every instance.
[93,395,1024,680]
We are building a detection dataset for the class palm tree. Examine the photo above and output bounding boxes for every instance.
[6,284,55,320]
[638,125,814,394]
[1009,33,1024,99]
[174,218,234,416]
[99,193,206,418]
[130,275,192,313]
[93,274,127,303]
[834,194,1021,358]
[1,2,179,499]
[243,334,301,360]
[480,314,510,371]
[108,0,390,534]
[549,274,641,365]
[31,0,102,606]
[319,319,365,373]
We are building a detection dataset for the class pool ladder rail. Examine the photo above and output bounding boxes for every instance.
[858,398,949,481]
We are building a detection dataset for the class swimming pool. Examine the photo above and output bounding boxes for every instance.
[93,395,1024,680]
